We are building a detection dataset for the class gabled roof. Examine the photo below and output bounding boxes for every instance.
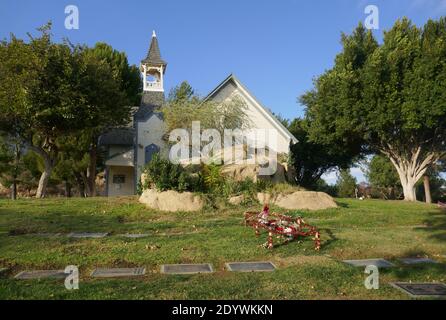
[204,74,298,144]
[98,128,135,146]
[141,31,167,68]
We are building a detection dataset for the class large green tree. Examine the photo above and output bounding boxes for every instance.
[0,24,138,198]
[288,118,358,189]
[302,19,446,201]
[0,25,88,197]
[70,43,140,197]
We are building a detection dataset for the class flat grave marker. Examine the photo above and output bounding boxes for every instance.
[161,264,214,275]
[343,258,395,268]
[67,232,109,238]
[34,233,62,237]
[390,282,446,298]
[118,234,149,239]
[225,261,277,272]
[14,270,67,280]
[399,258,438,265]
[91,267,145,278]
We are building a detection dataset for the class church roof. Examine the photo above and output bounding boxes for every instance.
[204,74,298,145]
[98,128,135,146]
[141,31,167,67]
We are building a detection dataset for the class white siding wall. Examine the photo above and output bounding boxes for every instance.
[136,114,167,181]
[107,166,134,196]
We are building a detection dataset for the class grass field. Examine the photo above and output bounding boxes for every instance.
[0,197,445,299]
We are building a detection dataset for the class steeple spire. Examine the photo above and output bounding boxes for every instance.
[142,30,167,68]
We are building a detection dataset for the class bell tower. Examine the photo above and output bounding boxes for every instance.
[141,31,167,92]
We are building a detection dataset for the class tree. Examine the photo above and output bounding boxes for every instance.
[288,118,358,189]
[0,24,89,198]
[336,169,357,198]
[72,43,139,197]
[168,81,196,103]
[0,135,42,199]
[302,19,446,201]
[162,82,251,139]
[0,25,138,198]
[0,135,21,199]
[366,154,402,199]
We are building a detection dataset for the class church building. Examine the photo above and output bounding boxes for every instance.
[100,32,297,196]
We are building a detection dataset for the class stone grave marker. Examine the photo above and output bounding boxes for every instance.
[390,282,446,298]
[67,232,109,238]
[343,258,394,268]
[15,270,67,280]
[118,234,149,239]
[225,261,276,272]
[161,264,213,275]
[35,233,62,237]
[91,267,145,278]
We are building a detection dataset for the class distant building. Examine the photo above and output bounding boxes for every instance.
[99,31,297,196]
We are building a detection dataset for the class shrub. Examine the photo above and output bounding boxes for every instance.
[142,154,193,192]
[202,164,223,193]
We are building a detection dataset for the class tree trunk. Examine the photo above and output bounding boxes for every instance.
[86,144,97,197]
[64,181,72,198]
[81,171,91,197]
[36,165,53,198]
[423,175,432,204]
[28,145,56,199]
[401,179,417,201]
[74,173,85,197]
[383,146,439,202]
[11,181,17,200]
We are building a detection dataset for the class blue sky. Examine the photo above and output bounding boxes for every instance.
[1,0,445,183]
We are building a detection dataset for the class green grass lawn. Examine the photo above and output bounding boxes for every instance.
[0,196,445,299]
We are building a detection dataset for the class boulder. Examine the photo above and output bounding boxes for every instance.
[139,189,204,212]
[257,192,272,204]
[257,191,337,211]
[221,162,287,183]
[228,195,245,205]
[140,173,149,186]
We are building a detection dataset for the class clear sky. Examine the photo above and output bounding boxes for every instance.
[1,0,445,183]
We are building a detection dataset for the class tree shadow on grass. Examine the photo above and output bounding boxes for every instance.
[388,249,446,281]
[416,208,446,243]
[4,209,175,235]
[388,263,446,281]
[335,201,349,208]
[320,228,338,249]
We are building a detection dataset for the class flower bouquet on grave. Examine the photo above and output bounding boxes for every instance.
[244,204,321,250]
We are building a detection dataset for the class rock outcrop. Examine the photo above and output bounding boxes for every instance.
[139,189,204,212]
[221,163,288,183]
[257,191,337,211]
[228,194,245,205]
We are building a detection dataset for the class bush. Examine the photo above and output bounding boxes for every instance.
[141,154,197,192]
[142,156,307,206]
